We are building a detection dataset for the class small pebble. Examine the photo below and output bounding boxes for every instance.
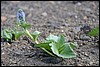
[73,26,81,34]
[80,26,91,34]
[61,30,64,33]
[77,64,83,66]
[75,15,78,18]
[10,59,17,63]
[90,62,93,65]
[84,53,88,57]
[83,16,88,20]
[27,13,32,17]
[2,52,5,55]
[80,34,90,40]
[41,12,47,17]
[49,1,55,4]
[77,2,81,6]
[11,1,20,3]
[1,16,7,22]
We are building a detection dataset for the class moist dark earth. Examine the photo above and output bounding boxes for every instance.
[1,1,99,66]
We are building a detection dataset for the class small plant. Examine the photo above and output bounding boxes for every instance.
[1,9,78,59]
[35,34,77,58]
[1,28,13,41]
[88,26,99,36]
[88,26,99,44]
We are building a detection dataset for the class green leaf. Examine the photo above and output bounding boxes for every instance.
[21,21,31,29]
[49,42,76,58]
[88,27,99,36]
[31,31,41,41]
[34,42,51,50]
[46,34,59,42]
[58,35,65,45]
[1,29,12,40]
[34,34,77,58]
[49,43,59,55]
[13,30,24,40]
[59,43,76,58]
[46,34,77,58]
[57,35,65,50]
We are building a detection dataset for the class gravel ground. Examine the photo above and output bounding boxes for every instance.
[1,1,99,66]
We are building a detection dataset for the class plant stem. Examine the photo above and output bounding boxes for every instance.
[25,29,39,44]
[41,48,57,57]
[24,29,56,57]
[25,29,33,40]
[35,40,39,44]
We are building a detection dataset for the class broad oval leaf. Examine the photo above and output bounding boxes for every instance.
[49,43,59,55]
[1,29,12,40]
[46,34,59,42]
[49,42,76,58]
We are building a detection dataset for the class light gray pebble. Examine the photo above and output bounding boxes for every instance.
[41,12,47,16]
[80,34,90,40]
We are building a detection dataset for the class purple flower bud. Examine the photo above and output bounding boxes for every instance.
[17,9,25,23]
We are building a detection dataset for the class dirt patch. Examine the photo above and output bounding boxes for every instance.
[1,1,99,66]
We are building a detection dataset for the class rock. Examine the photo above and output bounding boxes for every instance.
[77,64,83,66]
[49,1,55,4]
[41,12,47,17]
[11,1,20,3]
[82,7,93,12]
[89,61,93,65]
[10,59,17,64]
[1,16,7,22]
[80,26,91,34]
[83,16,88,20]
[72,1,83,4]
[73,26,81,34]
[62,23,70,26]
[75,15,78,18]
[61,30,64,33]
[7,42,11,48]
[2,52,5,55]
[80,34,90,40]
[91,50,96,54]
[74,35,80,40]
[67,12,77,16]
[77,2,81,6]
[84,52,89,57]
[57,1,61,4]
[27,13,32,18]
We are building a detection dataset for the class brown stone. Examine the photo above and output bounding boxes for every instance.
[11,1,20,3]
[1,16,7,22]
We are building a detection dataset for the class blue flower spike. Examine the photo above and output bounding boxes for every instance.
[17,9,25,23]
